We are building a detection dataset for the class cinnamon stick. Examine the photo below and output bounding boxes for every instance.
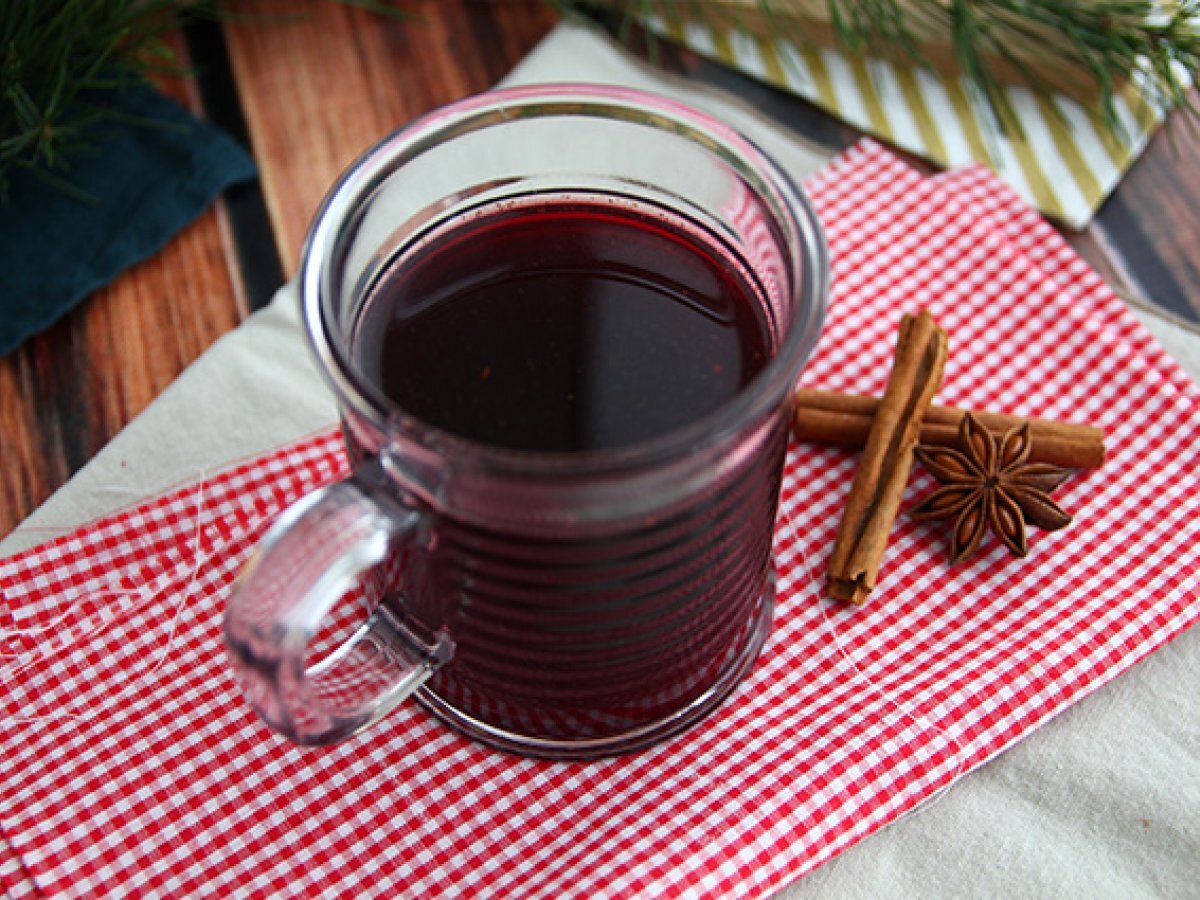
[826,311,948,606]
[794,389,1105,469]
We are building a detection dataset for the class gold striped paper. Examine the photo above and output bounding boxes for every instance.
[646,13,1176,229]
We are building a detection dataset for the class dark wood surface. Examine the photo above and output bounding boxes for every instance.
[1,1,1197,538]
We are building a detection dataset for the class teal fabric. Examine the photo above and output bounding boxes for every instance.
[0,84,257,357]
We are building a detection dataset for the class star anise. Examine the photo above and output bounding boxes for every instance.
[911,413,1073,564]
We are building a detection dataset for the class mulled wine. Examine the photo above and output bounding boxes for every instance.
[345,196,786,742]
[353,198,772,451]
[225,85,827,757]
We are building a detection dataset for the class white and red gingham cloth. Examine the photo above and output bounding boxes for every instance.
[2,140,1198,899]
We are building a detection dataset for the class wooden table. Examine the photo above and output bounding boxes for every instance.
[2,0,1197,538]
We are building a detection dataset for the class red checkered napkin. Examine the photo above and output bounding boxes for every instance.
[2,141,1198,899]
[930,164,1200,408]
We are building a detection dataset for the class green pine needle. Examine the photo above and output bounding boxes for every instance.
[0,0,417,203]
[4,0,1197,204]
[556,0,1200,134]
[0,0,219,200]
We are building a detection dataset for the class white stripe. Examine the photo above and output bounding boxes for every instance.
[683,20,717,56]
[641,11,667,34]
[1130,65,1171,118]
[729,29,768,80]
[773,39,816,95]
[1112,90,1156,159]
[819,48,871,129]
[1006,85,1088,224]
[1119,70,1169,158]
[865,58,925,152]
[915,67,974,166]
[1051,94,1122,191]
[960,77,1036,207]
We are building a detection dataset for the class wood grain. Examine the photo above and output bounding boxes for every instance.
[223,0,558,275]
[0,3,558,539]
[1091,98,1200,324]
[4,3,1199,543]
[0,35,245,538]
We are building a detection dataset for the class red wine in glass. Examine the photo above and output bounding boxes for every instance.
[350,194,785,744]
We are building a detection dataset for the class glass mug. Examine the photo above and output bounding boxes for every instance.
[224,84,827,758]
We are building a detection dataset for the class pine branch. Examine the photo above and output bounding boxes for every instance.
[6,0,1196,205]
[0,0,417,203]
[0,1,221,200]
[557,0,1200,126]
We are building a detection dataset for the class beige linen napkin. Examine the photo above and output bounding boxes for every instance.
[4,22,1198,900]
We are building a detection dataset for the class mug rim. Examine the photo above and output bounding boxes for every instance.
[299,82,828,477]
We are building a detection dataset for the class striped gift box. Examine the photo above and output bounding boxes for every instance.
[641,7,1179,229]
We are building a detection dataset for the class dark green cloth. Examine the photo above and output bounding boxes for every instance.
[0,84,257,357]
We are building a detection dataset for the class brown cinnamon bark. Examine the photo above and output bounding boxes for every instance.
[826,311,948,605]
[794,390,1105,470]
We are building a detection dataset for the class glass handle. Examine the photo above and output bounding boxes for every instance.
[224,460,453,746]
